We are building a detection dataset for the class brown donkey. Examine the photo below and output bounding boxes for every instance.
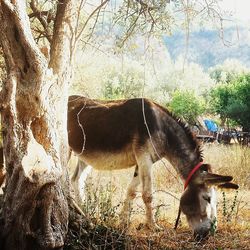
[68,95,238,239]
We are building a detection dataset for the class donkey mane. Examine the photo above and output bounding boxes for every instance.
[153,102,203,160]
[171,114,203,159]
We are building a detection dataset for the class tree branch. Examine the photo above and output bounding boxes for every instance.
[0,0,46,76]
[75,0,110,42]
[135,0,157,12]
[1,0,14,12]
[119,8,143,48]
[29,0,53,43]
[28,10,53,21]
[49,0,77,74]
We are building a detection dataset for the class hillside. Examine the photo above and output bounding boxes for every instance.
[163,27,250,69]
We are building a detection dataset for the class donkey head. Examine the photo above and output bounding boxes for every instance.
[180,164,238,241]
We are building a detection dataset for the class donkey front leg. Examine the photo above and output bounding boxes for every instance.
[121,165,140,225]
[136,154,156,229]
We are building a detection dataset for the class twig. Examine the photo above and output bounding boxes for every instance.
[75,0,110,43]
[153,189,180,201]
[29,0,52,43]
[119,8,142,48]
[71,197,86,217]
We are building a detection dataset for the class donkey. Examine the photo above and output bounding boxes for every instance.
[68,95,238,239]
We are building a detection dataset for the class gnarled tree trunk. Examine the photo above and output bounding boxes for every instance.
[0,1,77,249]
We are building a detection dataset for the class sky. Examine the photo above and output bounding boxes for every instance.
[220,0,250,23]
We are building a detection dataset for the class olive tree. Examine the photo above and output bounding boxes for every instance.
[210,74,250,131]
[0,0,111,249]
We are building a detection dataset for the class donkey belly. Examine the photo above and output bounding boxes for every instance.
[79,149,136,170]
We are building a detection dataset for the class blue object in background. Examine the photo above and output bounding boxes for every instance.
[204,119,218,132]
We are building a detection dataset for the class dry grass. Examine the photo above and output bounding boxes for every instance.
[66,144,250,249]
[202,144,250,189]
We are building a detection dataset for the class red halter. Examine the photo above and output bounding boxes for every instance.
[184,162,203,190]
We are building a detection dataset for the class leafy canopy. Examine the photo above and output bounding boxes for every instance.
[210,74,250,130]
[168,90,205,125]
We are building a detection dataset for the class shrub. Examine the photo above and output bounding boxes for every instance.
[168,90,205,125]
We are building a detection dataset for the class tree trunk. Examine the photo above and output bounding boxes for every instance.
[0,146,4,186]
[0,1,77,249]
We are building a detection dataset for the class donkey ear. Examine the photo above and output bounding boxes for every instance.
[217,183,239,189]
[203,172,233,185]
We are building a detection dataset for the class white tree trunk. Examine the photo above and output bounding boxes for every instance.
[0,1,77,249]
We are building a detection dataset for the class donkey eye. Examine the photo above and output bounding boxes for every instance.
[203,195,211,203]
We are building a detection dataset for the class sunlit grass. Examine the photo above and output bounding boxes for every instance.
[203,144,250,188]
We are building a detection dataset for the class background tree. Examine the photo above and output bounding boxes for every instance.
[209,59,249,84]
[209,83,232,126]
[209,74,250,131]
[168,90,205,125]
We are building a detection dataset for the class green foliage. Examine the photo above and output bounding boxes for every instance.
[221,190,239,222]
[209,83,232,121]
[114,0,175,47]
[210,74,250,130]
[103,68,143,100]
[168,90,205,125]
[210,217,217,236]
[209,59,249,84]
[71,50,147,100]
[82,180,119,225]
[159,58,215,97]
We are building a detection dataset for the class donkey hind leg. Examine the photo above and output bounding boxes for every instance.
[71,158,92,203]
[136,153,157,229]
[120,165,140,225]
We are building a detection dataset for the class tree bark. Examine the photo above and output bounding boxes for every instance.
[0,146,4,186]
[0,0,77,249]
